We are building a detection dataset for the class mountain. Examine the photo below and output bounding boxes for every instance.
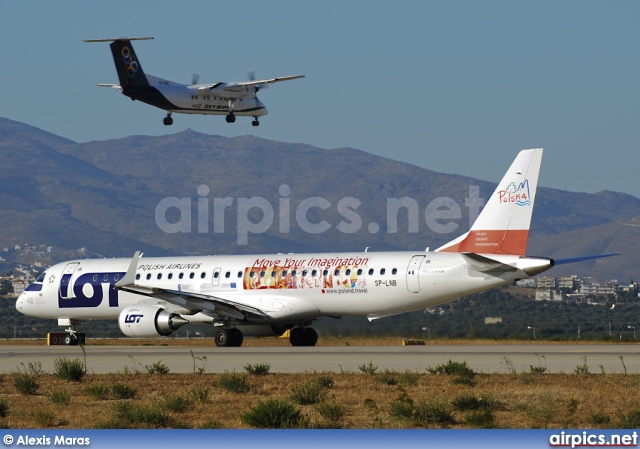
[1,116,639,280]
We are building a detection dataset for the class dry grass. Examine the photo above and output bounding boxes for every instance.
[1,370,639,429]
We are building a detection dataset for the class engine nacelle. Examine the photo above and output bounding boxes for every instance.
[118,305,188,338]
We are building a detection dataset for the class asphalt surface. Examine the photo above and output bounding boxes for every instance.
[1,343,639,374]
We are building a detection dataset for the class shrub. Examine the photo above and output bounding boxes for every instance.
[0,398,8,418]
[244,363,271,375]
[316,399,346,424]
[313,375,334,389]
[590,411,611,427]
[358,361,378,375]
[112,383,137,400]
[49,389,71,406]
[375,370,398,386]
[289,381,325,405]
[13,373,39,396]
[217,372,250,394]
[32,410,57,427]
[145,361,170,375]
[53,358,86,382]
[242,400,306,428]
[398,370,420,386]
[85,383,110,400]
[618,408,640,428]
[162,394,193,413]
[427,360,475,377]
[111,402,170,428]
[191,386,210,403]
[465,410,496,428]
[413,400,455,427]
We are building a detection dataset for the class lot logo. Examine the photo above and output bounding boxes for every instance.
[498,179,531,206]
[124,314,143,324]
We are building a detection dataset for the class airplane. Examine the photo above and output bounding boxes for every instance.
[15,148,616,347]
[84,37,304,127]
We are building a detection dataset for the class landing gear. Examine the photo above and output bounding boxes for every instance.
[251,117,260,127]
[163,113,173,126]
[289,327,318,347]
[214,328,244,347]
[63,327,85,346]
[226,113,236,123]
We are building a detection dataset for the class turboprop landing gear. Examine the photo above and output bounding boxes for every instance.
[290,327,318,347]
[251,117,260,127]
[225,113,236,123]
[214,328,244,347]
[163,113,173,126]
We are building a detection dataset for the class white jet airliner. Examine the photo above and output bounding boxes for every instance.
[84,37,304,126]
[15,149,613,346]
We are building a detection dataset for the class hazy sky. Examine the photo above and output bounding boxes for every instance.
[2,1,639,197]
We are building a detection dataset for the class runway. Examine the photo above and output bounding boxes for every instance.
[1,343,639,374]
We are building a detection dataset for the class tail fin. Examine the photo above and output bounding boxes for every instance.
[436,148,543,256]
[108,39,150,87]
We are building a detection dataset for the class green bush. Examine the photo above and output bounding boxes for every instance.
[427,359,476,377]
[313,375,334,389]
[85,383,110,400]
[32,410,57,428]
[217,372,250,394]
[413,400,455,427]
[358,361,378,375]
[49,389,71,406]
[110,402,170,428]
[375,370,398,386]
[315,399,346,424]
[13,373,39,396]
[618,408,640,428]
[398,370,420,386]
[191,386,210,403]
[0,398,8,418]
[162,394,193,413]
[242,400,306,429]
[289,381,325,405]
[145,361,170,375]
[112,383,137,400]
[465,410,496,428]
[53,358,86,382]
[243,363,271,375]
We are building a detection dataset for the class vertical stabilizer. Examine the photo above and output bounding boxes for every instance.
[108,39,150,87]
[436,148,543,256]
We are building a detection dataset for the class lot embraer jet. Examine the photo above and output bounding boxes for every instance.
[84,37,304,126]
[15,149,613,346]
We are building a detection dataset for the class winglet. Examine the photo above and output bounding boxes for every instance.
[115,251,142,288]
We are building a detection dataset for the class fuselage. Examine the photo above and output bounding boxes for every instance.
[16,250,552,325]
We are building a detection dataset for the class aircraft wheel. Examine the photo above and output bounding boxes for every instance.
[252,120,260,127]
[304,328,318,346]
[229,328,244,347]
[64,335,77,346]
[215,329,231,347]
[163,116,173,126]
[226,114,236,123]
[290,327,305,346]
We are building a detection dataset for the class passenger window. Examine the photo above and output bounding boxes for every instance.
[93,274,98,282]
[114,274,120,281]
[334,269,339,276]
[168,273,173,280]
[200,272,206,279]
[392,268,398,275]
[323,270,328,276]
[357,269,362,275]
[157,273,162,280]
[237,272,242,278]
[225,272,230,278]
[292,270,297,276]
[260,271,265,277]
[346,269,351,275]
[103,274,109,282]
[214,272,219,279]
[179,273,184,279]
[189,273,195,279]
[271,271,276,277]
[312,270,317,276]
[146,273,152,280]
[380,268,386,275]
[302,270,307,276]
[250,271,255,278]
[136,274,140,280]
[283,270,288,276]
[368,268,374,275]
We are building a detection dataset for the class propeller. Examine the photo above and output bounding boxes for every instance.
[191,72,200,85]
[248,69,268,92]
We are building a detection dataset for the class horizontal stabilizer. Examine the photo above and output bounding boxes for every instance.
[83,37,153,43]
[552,253,619,266]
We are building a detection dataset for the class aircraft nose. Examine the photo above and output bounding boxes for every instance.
[15,295,24,312]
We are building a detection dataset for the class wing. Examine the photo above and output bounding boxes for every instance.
[114,252,269,321]
[197,75,304,92]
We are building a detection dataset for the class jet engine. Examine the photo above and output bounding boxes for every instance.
[118,305,188,338]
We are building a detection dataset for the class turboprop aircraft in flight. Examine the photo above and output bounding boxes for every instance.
[15,148,614,346]
[84,37,304,126]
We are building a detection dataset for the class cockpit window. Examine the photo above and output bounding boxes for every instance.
[35,272,46,283]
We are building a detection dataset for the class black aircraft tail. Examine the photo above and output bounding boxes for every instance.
[108,39,150,87]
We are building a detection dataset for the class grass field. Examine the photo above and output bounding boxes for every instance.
[1,355,640,429]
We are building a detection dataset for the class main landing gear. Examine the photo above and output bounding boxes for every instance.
[214,328,244,347]
[163,113,174,126]
[225,113,236,123]
[251,117,260,127]
[289,327,318,347]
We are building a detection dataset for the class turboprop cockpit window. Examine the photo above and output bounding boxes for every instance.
[35,271,46,283]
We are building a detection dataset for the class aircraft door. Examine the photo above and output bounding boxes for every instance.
[406,255,425,293]
[59,262,79,299]
[212,268,221,286]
